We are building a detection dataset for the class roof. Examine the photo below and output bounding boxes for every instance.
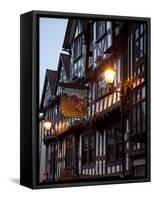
[62,19,90,50]
[46,69,57,93]
[54,53,70,94]
[62,19,77,50]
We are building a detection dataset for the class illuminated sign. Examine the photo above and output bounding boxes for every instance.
[61,88,87,118]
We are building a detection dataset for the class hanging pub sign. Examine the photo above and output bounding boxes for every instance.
[61,87,87,118]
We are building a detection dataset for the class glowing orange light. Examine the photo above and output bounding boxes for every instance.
[44,121,52,131]
[104,68,116,84]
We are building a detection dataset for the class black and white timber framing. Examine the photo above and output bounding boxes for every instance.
[39,19,147,183]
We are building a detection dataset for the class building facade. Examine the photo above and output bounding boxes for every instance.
[39,19,147,182]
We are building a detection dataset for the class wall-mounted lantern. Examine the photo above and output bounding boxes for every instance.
[104,67,116,84]
[44,121,52,131]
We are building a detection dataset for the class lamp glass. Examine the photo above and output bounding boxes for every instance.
[44,121,52,131]
[104,68,116,84]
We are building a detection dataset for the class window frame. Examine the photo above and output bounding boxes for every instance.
[106,125,122,163]
[133,23,146,64]
[73,33,82,62]
[130,84,146,134]
[95,75,107,99]
[82,133,96,167]
[95,21,106,42]
[65,136,73,168]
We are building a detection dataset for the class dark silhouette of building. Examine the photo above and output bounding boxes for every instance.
[39,19,147,182]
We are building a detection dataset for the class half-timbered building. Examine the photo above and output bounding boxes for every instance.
[39,19,147,182]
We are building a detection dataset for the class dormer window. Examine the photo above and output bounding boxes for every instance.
[73,35,82,61]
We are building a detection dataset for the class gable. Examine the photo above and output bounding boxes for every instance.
[40,69,57,112]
